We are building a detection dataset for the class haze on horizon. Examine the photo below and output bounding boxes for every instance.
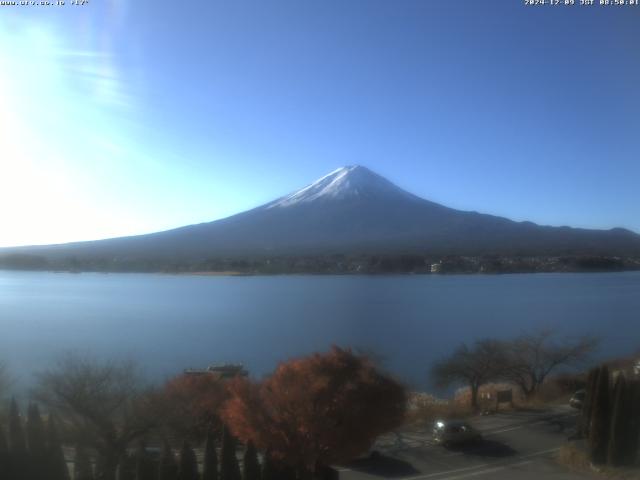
[1,1,639,248]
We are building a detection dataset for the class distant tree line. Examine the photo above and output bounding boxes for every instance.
[1,252,638,275]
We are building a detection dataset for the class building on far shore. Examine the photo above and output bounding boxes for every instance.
[430,262,442,273]
[184,363,248,380]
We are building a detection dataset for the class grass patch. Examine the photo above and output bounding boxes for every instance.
[557,444,640,479]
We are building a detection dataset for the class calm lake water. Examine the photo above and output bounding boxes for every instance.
[1,270,639,390]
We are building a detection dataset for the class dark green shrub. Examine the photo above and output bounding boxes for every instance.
[242,441,260,480]
[607,374,629,465]
[116,453,136,480]
[135,442,157,480]
[202,431,218,480]
[0,427,9,480]
[179,441,198,480]
[159,441,178,480]
[588,365,610,464]
[624,379,640,465]
[260,452,275,480]
[46,415,70,480]
[75,445,95,480]
[9,399,26,455]
[581,368,598,436]
[220,426,240,480]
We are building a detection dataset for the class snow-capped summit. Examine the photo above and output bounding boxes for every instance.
[266,165,414,208]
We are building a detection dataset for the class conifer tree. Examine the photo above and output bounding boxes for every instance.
[179,440,199,480]
[26,404,47,456]
[158,441,178,480]
[75,445,95,480]
[135,442,156,480]
[280,464,296,480]
[202,430,218,480]
[8,398,29,480]
[588,365,610,465]
[9,398,26,454]
[46,414,70,480]
[115,453,136,480]
[624,379,640,465]
[27,403,48,480]
[261,455,294,480]
[0,426,7,453]
[242,441,260,480]
[581,367,598,437]
[96,454,107,480]
[220,426,241,480]
[607,374,629,466]
[260,452,275,480]
[0,426,9,480]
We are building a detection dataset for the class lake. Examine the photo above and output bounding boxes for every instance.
[1,270,639,391]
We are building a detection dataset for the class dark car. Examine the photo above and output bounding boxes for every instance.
[569,389,586,410]
[432,420,482,446]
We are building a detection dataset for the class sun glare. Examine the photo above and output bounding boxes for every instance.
[0,15,144,247]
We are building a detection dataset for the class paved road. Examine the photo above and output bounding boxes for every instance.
[338,406,594,480]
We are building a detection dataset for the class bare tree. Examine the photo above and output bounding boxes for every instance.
[502,330,597,399]
[431,339,507,409]
[32,354,162,480]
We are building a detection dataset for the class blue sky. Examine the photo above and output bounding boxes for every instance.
[1,1,639,247]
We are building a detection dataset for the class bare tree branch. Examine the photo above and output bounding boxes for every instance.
[502,330,598,398]
[31,353,162,480]
[431,339,508,409]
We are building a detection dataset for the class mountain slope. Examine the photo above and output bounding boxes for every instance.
[4,165,640,262]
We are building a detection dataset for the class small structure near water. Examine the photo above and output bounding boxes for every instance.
[184,363,248,379]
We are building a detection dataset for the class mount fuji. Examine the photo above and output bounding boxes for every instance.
[4,166,640,266]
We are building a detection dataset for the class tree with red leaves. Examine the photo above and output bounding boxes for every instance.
[222,347,407,478]
[162,373,229,440]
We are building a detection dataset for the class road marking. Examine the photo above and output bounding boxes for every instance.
[480,413,578,436]
[484,425,530,435]
[518,447,560,459]
[401,463,494,480]
[399,447,560,480]
[438,460,533,479]
[442,451,465,457]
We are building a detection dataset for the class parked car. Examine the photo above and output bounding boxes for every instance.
[432,420,482,446]
[569,389,586,410]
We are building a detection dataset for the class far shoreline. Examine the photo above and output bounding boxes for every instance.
[2,268,640,278]
[176,270,250,277]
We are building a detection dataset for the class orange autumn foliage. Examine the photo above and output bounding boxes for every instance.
[163,373,229,440]
[222,347,407,471]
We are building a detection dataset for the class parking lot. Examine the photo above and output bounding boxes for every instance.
[338,406,594,480]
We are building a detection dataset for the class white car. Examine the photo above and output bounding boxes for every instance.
[569,389,586,410]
